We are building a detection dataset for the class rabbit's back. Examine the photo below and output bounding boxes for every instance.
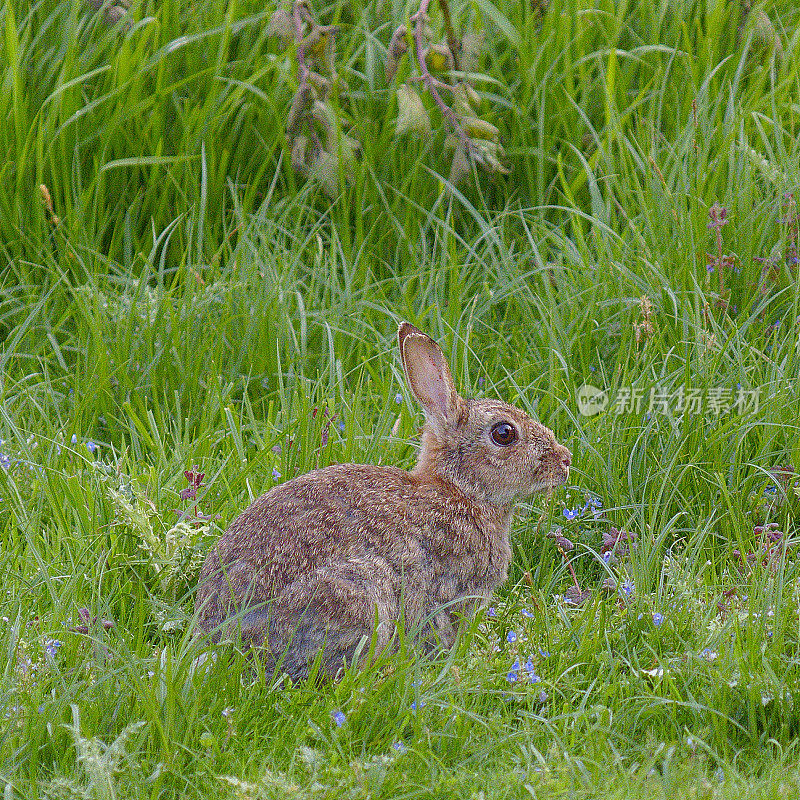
[195,462,512,641]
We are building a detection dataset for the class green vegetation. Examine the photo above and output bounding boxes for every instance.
[2,0,800,795]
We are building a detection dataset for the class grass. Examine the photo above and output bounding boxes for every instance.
[2,0,800,795]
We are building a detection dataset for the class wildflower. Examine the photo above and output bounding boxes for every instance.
[486,607,497,617]
[45,639,63,658]
[332,710,346,727]
[392,741,407,754]
[620,580,634,597]
[520,608,535,619]
[700,648,718,661]
[410,700,425,710]
[477,377,485,388]
[271,444,282,454]
[538,647,550,658]
[511,659,520,672]
[71,434,77,444]
[506,671,518,683]
[272,469,282,480]
[562,508,581,521]
[86,441,97,453]
[707,203,729,230]
[652,612,664,627]
[507,630,517,643]
[394,392,403,404]
[337,420,346,433]
[0,453,10,471]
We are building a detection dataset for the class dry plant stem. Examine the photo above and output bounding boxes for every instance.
[293,2,311,87]
[411,0,472,153]
[437,0,460,72]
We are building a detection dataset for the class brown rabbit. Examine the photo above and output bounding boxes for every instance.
[194,323,571,680]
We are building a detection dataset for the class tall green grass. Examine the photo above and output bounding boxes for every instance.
[2,0,800,795]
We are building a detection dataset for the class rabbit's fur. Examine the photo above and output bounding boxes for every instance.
[195,323,571,680]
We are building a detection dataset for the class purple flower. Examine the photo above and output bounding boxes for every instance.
[332,710,346,727]
[562,508,581,521]
[272,469,282,480]
[520,608,535,619]
[86,441,97,453]
[179,485,197,501]
[620,580,634,597]
[71,434,78,444]
[337,420,346,433]
[477,377,485,388]
[652,612,664,627]
[511,659,520,671]
[410,700,425,711]
[392,741,407,753]
[506,671,518,683]
[486,607,497,617]
[707,203,729,230]
[507,631,517,643]
[394,393,403,404]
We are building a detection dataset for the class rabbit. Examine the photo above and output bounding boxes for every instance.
[194,322,571,681]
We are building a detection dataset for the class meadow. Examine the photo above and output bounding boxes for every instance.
[2,0,800,795]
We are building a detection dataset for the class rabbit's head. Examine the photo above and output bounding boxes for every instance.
[399,322,571,508]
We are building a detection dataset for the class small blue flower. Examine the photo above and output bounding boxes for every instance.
[392,741,407,754]
[589,365,596,372]
[71,434,78,444]
[562,508,581,521]
[506,671,518,683]
[0,454,10,471]
[477,377,485,388]
[272,468,282,480]
[486,607,497,617]
[620,580,634,597]
[520,608,534,619]
[511,659,520,672]
[45,639,63,658]
[410,700,425,711]
[86,441,97,453]
[332,710,346,727]
[394,393,403,404]
[538,647,550,658]
[507,631,517,643]
[707,264,714,273]
[652,612,664,627]
[602,551,613,565]
[337,420,346,433]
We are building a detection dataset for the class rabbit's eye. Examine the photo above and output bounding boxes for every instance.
[490,421,517,447]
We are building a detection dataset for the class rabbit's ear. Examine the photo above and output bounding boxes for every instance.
[398,322,461,428]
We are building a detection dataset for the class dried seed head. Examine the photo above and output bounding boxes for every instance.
[286,83,314,137]
[267,7,295,47]
[386,25,409,83]
[459,32,484,74]
[424,43,454,72]
[394,84,431,137]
